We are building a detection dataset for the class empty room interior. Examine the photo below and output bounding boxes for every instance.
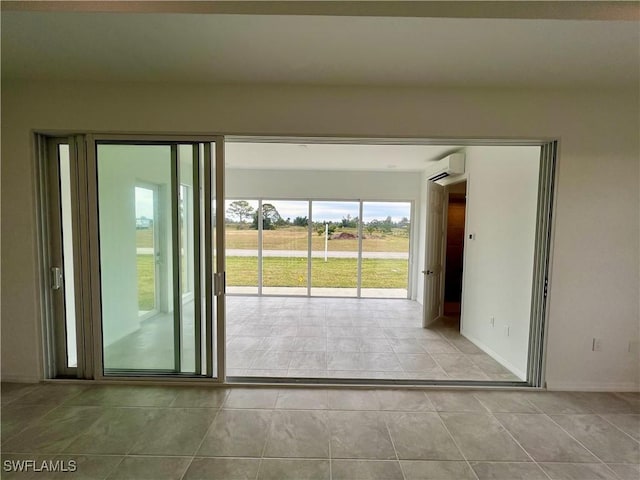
[1,2,639,479]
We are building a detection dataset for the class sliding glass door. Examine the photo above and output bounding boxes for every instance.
[95,138,223,377]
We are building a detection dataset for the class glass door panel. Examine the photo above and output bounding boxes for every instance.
[361,202,411,298]
[134,185,159,317]
[178,144,197,373]
[98,144,175,371]
[262,200,309,296]
[311,201,359,297]
[46,140,79,376]
[225,199,259,294]
[96,141,219,376]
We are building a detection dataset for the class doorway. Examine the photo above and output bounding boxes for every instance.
[443,181,467,317]
[38,135,555,387]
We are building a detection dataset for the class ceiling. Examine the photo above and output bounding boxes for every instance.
[225,142,459,172]
[1,3,638,88]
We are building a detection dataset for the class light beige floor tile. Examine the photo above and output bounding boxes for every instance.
[521,392,595,414]
[440,412,530,461]
[401,460,476,480]
[551,414,640,464]
[65,407,159,454]
[328,411,396,459]
[170,387,230,407]
[374,389,434,411]
[606,463,640,480]
[473,391,539,413]
[495,413,598,463]
[470,462,548,479]
[427,391,488,412]
[258,459,330,480]
[183,458,260,480]
[600,413,640,440]
[65,386,177,407]
[331,460,403,480]
[327,389,381,410]
[129,407,217,456]
[275,389,329,409]
[106,456,190,480]
[224,388,280,408]
[263,410,330,458]
[1,402,60,440]
[539,462,619,480]
[197,409,272,457]
[385,412,463,460]
[570,392,639,414]
[2,406,104,454]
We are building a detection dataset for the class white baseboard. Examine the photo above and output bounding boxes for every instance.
[545,381,640,392]
[461,332,527,380]
[1,374,41,384]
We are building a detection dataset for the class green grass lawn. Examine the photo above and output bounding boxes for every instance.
[136,223,409,302]
[137,255,408,298]
[136,254,156,311]
[136,228,154,248]
[138,225,409,253]
[226,256,408,288]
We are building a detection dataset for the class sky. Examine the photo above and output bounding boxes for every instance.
[225,200,411,223]
[135,190,411,223]
[135,187,155,219]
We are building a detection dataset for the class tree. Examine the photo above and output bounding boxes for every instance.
[316,223,336,236]
[380,215,393,233]
[341,214,357,228]
[251,203,282,230]
[226,200,254,225]
[293,216,308,227]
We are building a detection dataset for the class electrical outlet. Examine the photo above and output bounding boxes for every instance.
[628,340,639,354]
[592,338,602,351]
[504,325,510,337]
[490,316,495,327]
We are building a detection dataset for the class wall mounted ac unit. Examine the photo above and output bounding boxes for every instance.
[425,153,465,184]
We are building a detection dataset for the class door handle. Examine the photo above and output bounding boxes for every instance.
[422,270,434,276]
[213,272,226,296]
[50,267,63,290]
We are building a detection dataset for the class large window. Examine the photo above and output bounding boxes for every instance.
[225,199,259,294]
[311,201,359,297]
[361,202,411,298]
[262,200,309,296]
[224,198,412,298]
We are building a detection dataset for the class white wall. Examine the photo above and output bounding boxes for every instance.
[1,81,638,390]
[459,146,540,379]
[226,168,420,201]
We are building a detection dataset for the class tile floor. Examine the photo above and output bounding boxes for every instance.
[1,383,638,479]
[226,297,520,381]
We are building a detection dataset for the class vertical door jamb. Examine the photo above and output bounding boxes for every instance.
[203,142,214,377]
[527,141,558,387]
[215,138,226,382]
[170,145,182,373]
[192,144,203,375]
[45,138,67,377]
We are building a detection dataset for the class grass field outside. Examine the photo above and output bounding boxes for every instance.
[136,254,156,311]
[137,254,408,302]
[136,224,409,305]
[137,225,409,252]
[212,256,407,288]
[223,226,409,252]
